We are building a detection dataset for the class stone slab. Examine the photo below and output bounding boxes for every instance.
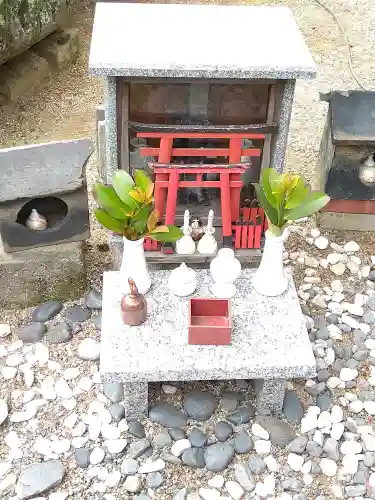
[0,139,93,202]
[32,28,80,72]
[89,3,316,79]
[0,242,86,308]
[100,269,316,383]
[318,211,375,231]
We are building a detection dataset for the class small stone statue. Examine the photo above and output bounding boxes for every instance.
[358,153,375,186]
[197,209,218,255]
[121,278,147,326]
[25,209,47,230]
[176,209,196,255]
[189,215,204,241]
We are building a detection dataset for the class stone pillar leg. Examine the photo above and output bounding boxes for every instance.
[123,382,149,420]
[253,379,287,415]
[104,76,118,184]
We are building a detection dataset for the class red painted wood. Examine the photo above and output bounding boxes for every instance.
[247,222,255,249]
[254,219,262,248]
[144,238,152,251]
[154,172,168,221]
[165,170,179,225]
[234,224,242,249]
[151,239,158,250]
[241,208,250,249]
[158,137,173,163]
[156,180,243,188]
[230,172,242,223]
[228,138,243,164]
[188,298,232,345]
[150,163,248,173]
[140,147,261,158]
[137,132,265,139]
[220,172,232,238]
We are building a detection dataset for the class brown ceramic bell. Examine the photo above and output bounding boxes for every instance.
[121,278,147,326]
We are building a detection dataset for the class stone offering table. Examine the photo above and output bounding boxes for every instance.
[100,269,315,419]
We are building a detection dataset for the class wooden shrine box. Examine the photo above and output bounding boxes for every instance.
[317,91,375,231]
[89,3,316,264]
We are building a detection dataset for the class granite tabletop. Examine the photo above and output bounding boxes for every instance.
[89,3,316,79]
[100,269,316,383]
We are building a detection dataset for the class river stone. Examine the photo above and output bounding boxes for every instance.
[255,415,296,448]
[283,391,303,424]
[183,390,217,421]
[221,391,243,412]
[15,460,65,499]
[129,439,151,459]
[85,289,102,309]
[121,458,139,475]
[64,306,91,323]
[188,428,207,447]
[109,403,125,422]
[94,314,102,331]
[75,447,90,468]
[169,428,186,440]
[150,404,187,428]
[128,421,146,438]
[234,463,256,492]
[32,300,63,322]
[161,451,182,465]
[153,431,172,448]
[17,322,46,343]
[204,443,235,471]
[234,431,253,454]
[287,436,308,454]
[46,322,72,344]
[103,382,124,403]
[174,488,188,500]
[248,455,266,474]
[227,405,255,425]
[181,447,205,468]
[214,421,233,441]
[147,472,165,489]
[316,393,333,411]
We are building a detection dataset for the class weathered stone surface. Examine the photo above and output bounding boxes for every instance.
[204,443,235,471]
[183,390,217,421]
[15,460,65,499]
[227,405,255,425]
[17,322,46,343]
[149,404,187,428]
[283,391,303,424]
[181,447,205,468]
[32,300,63,322]
[33,28,79,71]
[46,322,72,344]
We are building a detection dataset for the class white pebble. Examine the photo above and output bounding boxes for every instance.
[225,481,244,500]
[208,475,225,489]
[287,453,304,472]
[0,400,8,425]
[331,423,344,440]
[34,343,49,364]
[104,470,121,488]
[317,411,331,429]
[301,460,311,474]
[330,263,346,276]
[315,236,329,249]
[320,458,337,477]
[365,339,375,350]
[101,424,120,440]
[252,423,269,440]
[330,405,343,423]
[90,447,105,465]
[311,228,321,238]
[55,378,73,399]
[78,377,93,392]
[264,455,280,472]
[349,400,364,413]
[138,458,165,473]
[342,454,359,474]
[63,367,80,380]
[171,439,191,457]
[64,413,78,429]
[344,241,360,252]
[0,324,10,338]
[2,367,17,379]
[78,338,100,361]
[313,430,324,446]
[51,439,71,454]
[49,493,69,500]
[303,474,313,485]
[347,304,364,316]
[340,368,358,382]
[301,414,318,434]
[341,314,360,329]
[199,488,221,500]
[106,438,128,454]
[364,401,375,415]
[327,253,341,265]
[254,440,271,454]
[162,384,177,394]
[340,441,362,455]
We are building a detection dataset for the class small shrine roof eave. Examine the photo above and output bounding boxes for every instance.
[89,3,317,81]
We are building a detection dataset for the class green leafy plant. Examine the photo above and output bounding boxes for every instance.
[251,168,330,236]
[93,170,183,242]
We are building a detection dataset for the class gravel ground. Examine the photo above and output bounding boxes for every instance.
[1,0,375,499]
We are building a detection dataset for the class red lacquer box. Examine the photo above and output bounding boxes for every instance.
[188,298,232,345]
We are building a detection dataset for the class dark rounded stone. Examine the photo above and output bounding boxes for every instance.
[368,270,375,282]
[306,441,323,457]
[181,447,205,468]
[17,322,46,343]
[220,391,242,412]
[168,428,186,440]
[128,439,151,459]
[109,403,125,422]
[204,443,235,472]
[147,472,164,489]
[227,404,255,425]
[152,431,172,448]
[85,289,102,309]
[337,323,352,334]
[306,382,326,396]
[354,350,368,361]
[287,436,308,454]
[32,300,63,322]
[326,314,339,325]
[214,421,233,442]
[248,455,266,474]
[255,415,296,448]
[316,327,330,340]
[233,431,253,454]
[283,391,303,425]
[316,393,333,411]
[160,451,182,465]
[183,390,217,421]
[75,447,90,468]
[282,479,303,493]
[64,306,91,323]
[46,322,72,344]
[140,446,153,459]
[187,428,207,447]
[363,311,375,325]
[323,437,339,461]
[150,404,187,428]
[128,421,146,438]
[317,369,330,382]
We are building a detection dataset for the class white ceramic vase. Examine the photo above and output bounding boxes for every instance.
[120,237,151,294]
[168,263,197,297]
[252,229,289,297]
[210,248,241,298]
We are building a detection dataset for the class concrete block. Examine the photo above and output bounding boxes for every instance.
[0,242,86,308]
[32,28,80,72]
[0,51,49,102]
[318,211,375,231]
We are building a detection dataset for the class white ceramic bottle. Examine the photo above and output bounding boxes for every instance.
[25,209,47,230]
[168,263,197,297]
[197,209,218,255]
[176,209,196,255]
[210,248,241,298]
